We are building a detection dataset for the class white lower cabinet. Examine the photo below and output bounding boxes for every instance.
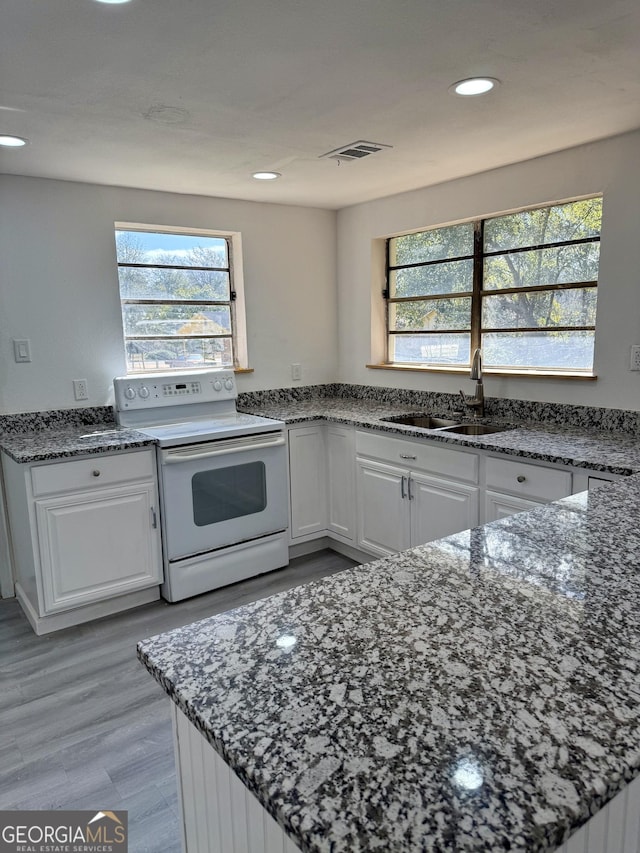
[355,430,480,558]
[2,447,162,634]
[482,456,573,522]
[484,490,546,522]
[288,423,355,545]
[410,472,480,546]
[288,425,327,539]
[356,459,410,555]
[36,481,161,613]
[326,424,356,542]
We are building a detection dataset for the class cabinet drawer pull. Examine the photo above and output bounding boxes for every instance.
[516,475,526,483]
[92,470,101,477]
[399,454,417,460]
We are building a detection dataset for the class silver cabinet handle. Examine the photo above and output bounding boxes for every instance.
[400,454,417,460]
[401,475,407,499]
[151,507,158,529]
[408,477,414,501]
[516,475,526,483]
[92,470,101,477]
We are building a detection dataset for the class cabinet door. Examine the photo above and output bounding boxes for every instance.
[35,481,162,614]
[409,472,479,547]
[484,490,545,523]
[326,424,355,542]
[356,458,410,557]
[288,426,327,540]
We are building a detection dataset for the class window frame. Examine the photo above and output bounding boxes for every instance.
[383,198,601,376]
[114,222,248,375]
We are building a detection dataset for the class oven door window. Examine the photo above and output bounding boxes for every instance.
[192,461,267,526]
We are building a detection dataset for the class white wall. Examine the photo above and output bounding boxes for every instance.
[0,176,337,413]
[336,130,640,410]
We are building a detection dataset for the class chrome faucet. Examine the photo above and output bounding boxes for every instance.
[459,348,485,419]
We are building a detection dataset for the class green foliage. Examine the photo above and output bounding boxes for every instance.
[388,198,602,368]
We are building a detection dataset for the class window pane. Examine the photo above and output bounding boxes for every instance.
[390,297,471,332]
[389,259,473,298]
[118,266,230,301]
[390,223,474,265]
[115,230,228,268]
[484,243,600,290]
[482,288,597,329]
[483,331,594,370]
[123,305,231,337]
[484,198,602,251]
[125,337,233,372]
[390,333,470,365]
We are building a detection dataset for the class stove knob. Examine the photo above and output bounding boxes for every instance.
[124,386,136,400]
[139,385,150,399]
[224,378,234,390]
[213,380,223,391]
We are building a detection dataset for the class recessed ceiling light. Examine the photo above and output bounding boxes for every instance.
[0,135,28,147]
[252,171,281,181]
[450,77,500,96]
[94,0,132,4]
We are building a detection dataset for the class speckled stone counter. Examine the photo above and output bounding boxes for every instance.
[0,423,154,463]
[238,396,640,476]
[138,474,640,852]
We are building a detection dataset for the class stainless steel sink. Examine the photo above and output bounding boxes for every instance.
[438,423,509,436]
[383,414,460,429]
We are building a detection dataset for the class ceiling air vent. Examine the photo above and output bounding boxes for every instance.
[320,140,393,164]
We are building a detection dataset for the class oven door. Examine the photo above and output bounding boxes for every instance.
[159,431,288,561]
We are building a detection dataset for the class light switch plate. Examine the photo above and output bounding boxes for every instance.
[13,339,31,363]
[630,346,640,371]
[291,363,302,381]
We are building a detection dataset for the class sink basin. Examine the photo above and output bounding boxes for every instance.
[438,423,509,436]
[383,414,459,429]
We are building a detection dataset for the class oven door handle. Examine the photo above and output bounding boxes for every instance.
[162,433,286,463]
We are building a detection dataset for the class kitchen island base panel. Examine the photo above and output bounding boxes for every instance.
[173,704,300,853]
[172,704,640,853]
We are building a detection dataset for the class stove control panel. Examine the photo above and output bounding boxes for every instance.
[113,369,237,411]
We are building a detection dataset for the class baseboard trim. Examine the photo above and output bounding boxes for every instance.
[289,537,372,565]
[15,582,160,635]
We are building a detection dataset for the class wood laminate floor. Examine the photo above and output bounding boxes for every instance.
[0,549,358,852]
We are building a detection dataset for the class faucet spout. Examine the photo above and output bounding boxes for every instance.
[470,348,482,381]
[460,349,485,419]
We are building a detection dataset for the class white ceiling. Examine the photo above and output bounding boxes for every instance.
[1,0,639,209]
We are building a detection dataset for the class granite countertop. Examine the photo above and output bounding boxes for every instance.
[0,422,154,463]
[138,474,640,852]
[3,396,640,474]
[239,397,640,476]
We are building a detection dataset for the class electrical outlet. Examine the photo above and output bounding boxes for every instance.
[291,363,302,381]
[73,379,88,401]
[630,347,640,371]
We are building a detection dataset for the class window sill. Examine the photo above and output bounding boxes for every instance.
[367,363,597,380]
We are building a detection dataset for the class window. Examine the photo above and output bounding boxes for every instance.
[385,197,602,374]
[115,226,242,374]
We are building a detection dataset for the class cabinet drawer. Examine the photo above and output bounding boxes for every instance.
[485,456,571,501]
[31,449,156,497]
[356,430,478,483]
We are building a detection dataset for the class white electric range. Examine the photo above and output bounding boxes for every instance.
[114,369,289,602]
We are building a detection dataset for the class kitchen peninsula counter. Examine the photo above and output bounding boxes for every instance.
[138,475,640,852]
